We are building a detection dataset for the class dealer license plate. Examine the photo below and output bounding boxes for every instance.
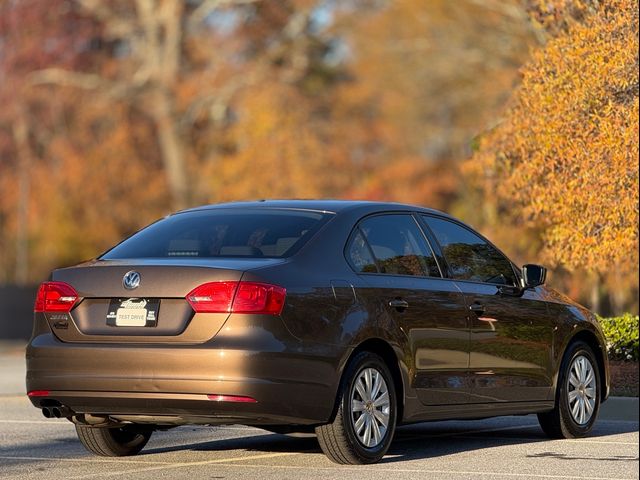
[106,298,160,327]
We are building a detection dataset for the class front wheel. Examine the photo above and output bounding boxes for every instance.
[315,351,397,464]
[76,424,153,457]
[538,341,601,439]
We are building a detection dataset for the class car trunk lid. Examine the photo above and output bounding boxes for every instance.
[45,258,285,344]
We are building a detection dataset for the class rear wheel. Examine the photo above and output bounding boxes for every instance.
[76,424,152,457]
[315,351,397,464]
[538,341,600,439]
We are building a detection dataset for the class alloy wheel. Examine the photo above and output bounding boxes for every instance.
[350,367,391,448]
[566,355,597,425]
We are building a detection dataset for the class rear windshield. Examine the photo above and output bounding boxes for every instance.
[101,209,332,259]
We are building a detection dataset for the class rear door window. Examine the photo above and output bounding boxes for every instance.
[356,214,441,277]
[423,216,516,286]
[101,209,332,259]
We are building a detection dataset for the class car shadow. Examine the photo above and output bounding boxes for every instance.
[380,420,639,464]
[141,418,639,463]
[0,417,637,474]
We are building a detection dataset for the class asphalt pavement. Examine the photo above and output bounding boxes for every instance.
[1,345,638,480]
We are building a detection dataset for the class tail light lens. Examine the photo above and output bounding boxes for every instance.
[187,281,286,315]
[34,282,79,313]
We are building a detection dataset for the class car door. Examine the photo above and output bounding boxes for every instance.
[346,213,471,406]
[421,215,554,403]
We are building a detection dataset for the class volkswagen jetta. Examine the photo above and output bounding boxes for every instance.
[26,200,609,464]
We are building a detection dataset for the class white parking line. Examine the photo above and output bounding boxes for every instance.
[0,455,174,466]
[67,451,305,479]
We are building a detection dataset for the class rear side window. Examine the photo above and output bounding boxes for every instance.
[101,209,331,259]
[355,214,440,277]
[423,216,516,286]
[347,230,378,273]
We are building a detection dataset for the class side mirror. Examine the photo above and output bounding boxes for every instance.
[522,264,547,288]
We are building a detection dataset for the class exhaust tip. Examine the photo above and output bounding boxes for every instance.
[42,408,52,418]
[51,407,62,418]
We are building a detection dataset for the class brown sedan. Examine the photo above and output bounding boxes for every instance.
[26,200,609,464]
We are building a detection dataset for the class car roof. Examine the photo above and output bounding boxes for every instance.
[180,199,451,217]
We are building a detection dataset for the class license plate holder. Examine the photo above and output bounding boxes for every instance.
[106,298,160,327]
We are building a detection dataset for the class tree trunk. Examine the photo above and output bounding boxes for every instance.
[12,111,30,285]
[589,274,613,317]
[149,90,189,211]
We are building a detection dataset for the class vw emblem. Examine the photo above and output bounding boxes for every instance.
[122,271,141,290]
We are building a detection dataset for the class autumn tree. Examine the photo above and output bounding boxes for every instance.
[328,0,537,208]
[465,0,639,312]
[0,0,340,283]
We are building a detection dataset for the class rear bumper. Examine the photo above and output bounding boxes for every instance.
[26,314,343,425]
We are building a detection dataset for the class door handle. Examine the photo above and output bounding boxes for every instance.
[388,299,409,311]
[469,302,485,315]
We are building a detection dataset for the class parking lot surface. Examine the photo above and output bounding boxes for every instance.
[1,392,638,480]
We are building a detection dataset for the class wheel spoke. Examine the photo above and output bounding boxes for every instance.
[364,369,373,398]
[363,415,372,446]
[373,391,389,408]
[576,359,584,383]
[355,378,369,402]
[373,409,389,427]
[371,415,382,445]
[352,400,366,413]
[568,390,579,403]
[571,397,581,419]
[354,413,366,434]
[585,397,594,415]
[569,372,581,388]
[584,387,596,399]
[371,371,382,401]
[584,368,594,387]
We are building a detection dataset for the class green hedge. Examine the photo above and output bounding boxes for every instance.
[598,314,639,362]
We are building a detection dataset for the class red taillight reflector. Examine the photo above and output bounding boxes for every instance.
[206,394,257,403]
[34,282,78,313]
[186,281,286,315]
[27,390,50,397]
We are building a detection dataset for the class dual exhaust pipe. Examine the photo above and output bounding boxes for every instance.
[41,407,119,427]
[41,406,72,419]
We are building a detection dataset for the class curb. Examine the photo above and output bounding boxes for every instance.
[599,396,639,422]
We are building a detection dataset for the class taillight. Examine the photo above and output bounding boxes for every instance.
[34,282,79,313]
[186,281,286,315]
[185,281,237,313]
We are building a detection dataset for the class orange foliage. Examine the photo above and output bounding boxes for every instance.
[466,0,639,276]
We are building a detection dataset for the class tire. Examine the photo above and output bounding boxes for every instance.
[538,341,601,439]
[315,351,397,464]
[76,424,153,457]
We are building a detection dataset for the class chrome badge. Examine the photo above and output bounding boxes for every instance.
[122,271,141,290]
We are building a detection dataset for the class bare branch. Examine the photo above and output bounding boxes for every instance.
[160,0,184,82]
[27,68,132,99]
[28,68,109,90]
